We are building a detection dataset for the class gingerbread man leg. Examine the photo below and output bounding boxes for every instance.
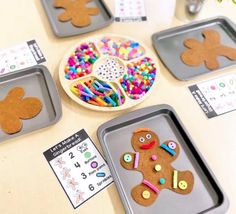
[0,113,22,134]
[72,14,91,27]
[170,170,194,195]
[204,53,220,70]
[131,183,158,206]
[216,46,236,61]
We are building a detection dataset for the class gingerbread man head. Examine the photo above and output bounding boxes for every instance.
[131,128,159,152]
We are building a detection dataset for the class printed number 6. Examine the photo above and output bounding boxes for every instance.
[89,184,94,191]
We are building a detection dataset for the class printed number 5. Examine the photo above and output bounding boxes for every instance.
[89,184,94,191]
[81,173,87,179]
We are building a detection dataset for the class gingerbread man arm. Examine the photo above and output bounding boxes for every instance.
[58,11,71,22]
[203,29,220,46]
[120,152,136,170]
[170,170,194,194]
[159,140,180,162]
[184,39,202,49]
[18,97,42,119]
[5,87,24,101]
[87,7,100,15]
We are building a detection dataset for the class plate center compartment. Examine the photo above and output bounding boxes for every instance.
[93,56,125,82]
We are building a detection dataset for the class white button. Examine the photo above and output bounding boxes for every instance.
[168,141,176,150]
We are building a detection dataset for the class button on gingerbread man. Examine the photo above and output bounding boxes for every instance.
[120,128,194,206]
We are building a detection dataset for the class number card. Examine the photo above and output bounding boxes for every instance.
[0,40,46,76]
[43,129,113,209]
[115,0,147,22]
[189,73,236,118]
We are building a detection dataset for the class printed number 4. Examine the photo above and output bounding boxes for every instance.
[89,184,94,191]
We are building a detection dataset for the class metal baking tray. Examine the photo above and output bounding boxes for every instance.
[152,16,236,80]
[97,105,229,214]
[41,0,114,37]
[0,65,62,142]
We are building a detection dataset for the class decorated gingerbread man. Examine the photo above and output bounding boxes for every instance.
[120,128,194,206]
[54,0,100,27]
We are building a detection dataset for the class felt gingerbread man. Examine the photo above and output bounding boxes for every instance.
[0,87,42,135]
[54,0,100,27]
[181,29,236,70]
[120,128,194,206]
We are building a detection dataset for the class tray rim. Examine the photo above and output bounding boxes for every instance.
[0,65,62,142]
[97,104,229,214]
[152,16,236,81]
[41,0,114,38]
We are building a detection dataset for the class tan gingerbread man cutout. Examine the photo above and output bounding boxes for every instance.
[0,87,42,134]
[181,29,236,70]
[54,0,100,27]
[120,128,194,206]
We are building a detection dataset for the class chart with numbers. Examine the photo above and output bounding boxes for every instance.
[189,73,236,118]
[0,40,46,75]
[115,0,147,22]
[43,129,113,209]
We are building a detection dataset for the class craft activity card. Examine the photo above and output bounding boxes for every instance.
[43,129,113,209]
[0,40,46,75]
[189,73,236,118]
[115,0,147,22]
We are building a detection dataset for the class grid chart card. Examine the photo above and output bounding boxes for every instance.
[115,0,147,22]
[0,40,46,76]
[189,73,236,118]
[43,129,113,209]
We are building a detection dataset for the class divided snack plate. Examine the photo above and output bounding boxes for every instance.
[59,35,159,111]
[152,16,236,80]
[41,0,114,37]
[97,105,229,214]
[0,65,62,142]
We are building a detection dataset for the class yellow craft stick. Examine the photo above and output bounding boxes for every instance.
[70,86,79,95]
[94,97,107,106]
[173,170,178,189]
